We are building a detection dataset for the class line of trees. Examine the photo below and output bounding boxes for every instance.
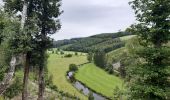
[0,0,62,100]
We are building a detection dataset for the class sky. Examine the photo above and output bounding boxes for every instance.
[52,0,136,40]
[0,0,136,40]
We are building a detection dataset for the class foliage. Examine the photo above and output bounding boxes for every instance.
[0,11,5,44]
[113,86,124,100]
[4,77,23,99]
[0,11,20,81]
[60,51,64,55]
[105,63,114,74]
[69,64,78,72]
[127,0,170,99]
[93,50,106,68]
[54,32,132,53]
[64,54,73,58]
[88,92,94,100]
[75,52,78,56]
[87,52,93,62]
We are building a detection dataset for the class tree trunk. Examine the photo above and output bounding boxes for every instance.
[21,0,28,30]
[0,0,29,97]
[21,0,29,100]
[0,56,17,95]
[22,53,30,100]
[38,51,45,100]
[37,63,45,100]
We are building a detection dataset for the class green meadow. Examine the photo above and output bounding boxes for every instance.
[47,52,88,99]
[75,63,124,98]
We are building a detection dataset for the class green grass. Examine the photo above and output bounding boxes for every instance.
[0,96,4,100]
[75,63,124,98]
[47,53,88,100]
[107,47,127,62]
[120,35,136,41]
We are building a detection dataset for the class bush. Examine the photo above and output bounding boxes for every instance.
[0,67,6,81]
[60,51,64,55]
[75,52,78,56]
[49,84,58,92]
[4,77,23,99]
[64,54,72,58]
[55,51,58,54]
[69,64,78,72]
[88,91,94,100]
[113,86,124,100]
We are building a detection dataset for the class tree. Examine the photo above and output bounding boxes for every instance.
[69,64,78,72]
[0,4,26,95]
[3,0,62,99]
[75,52,78,56]
[3,0,32,99]
[93,50,106,68]
[26,0,62,99]
[128,0,170,99]
[87,52,93,62]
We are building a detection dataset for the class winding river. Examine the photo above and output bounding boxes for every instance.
[67,72,108,100]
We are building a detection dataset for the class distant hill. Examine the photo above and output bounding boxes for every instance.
[53,32,133,53]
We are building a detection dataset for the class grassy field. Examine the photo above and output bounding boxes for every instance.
[0,96,4,100]
[75,63,124,98]
[120,35,136,41]
[47,52,88,100]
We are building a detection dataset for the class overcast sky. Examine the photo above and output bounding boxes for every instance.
[0,0,136,40]
[52,0,136,40]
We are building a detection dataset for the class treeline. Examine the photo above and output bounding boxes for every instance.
[54,32,131,53]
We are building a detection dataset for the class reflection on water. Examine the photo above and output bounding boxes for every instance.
[74,81,106,100]
[67,72,107,100]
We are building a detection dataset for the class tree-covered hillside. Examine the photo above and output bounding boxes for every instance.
[53,32,132,53]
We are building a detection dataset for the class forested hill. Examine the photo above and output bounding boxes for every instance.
[53,32,133,53]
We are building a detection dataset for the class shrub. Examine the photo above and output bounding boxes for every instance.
[75,52,78,56]
[4,77,23,99]
[49,84,58,92]
[60,51,64,55]
[64,54,72,58]
[88,91,94,100]
[69,64,78,72]
[113,86,124,100]
[87,52,93,62]
[55,51,58,54]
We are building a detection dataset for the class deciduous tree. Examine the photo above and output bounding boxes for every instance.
[128,0,170,99]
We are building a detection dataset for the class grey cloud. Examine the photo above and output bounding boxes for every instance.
[52,0,136,40]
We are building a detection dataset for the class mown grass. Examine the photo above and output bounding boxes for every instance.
[120,35,136,41]
[47,52,88,100]
[75,63,124,98]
